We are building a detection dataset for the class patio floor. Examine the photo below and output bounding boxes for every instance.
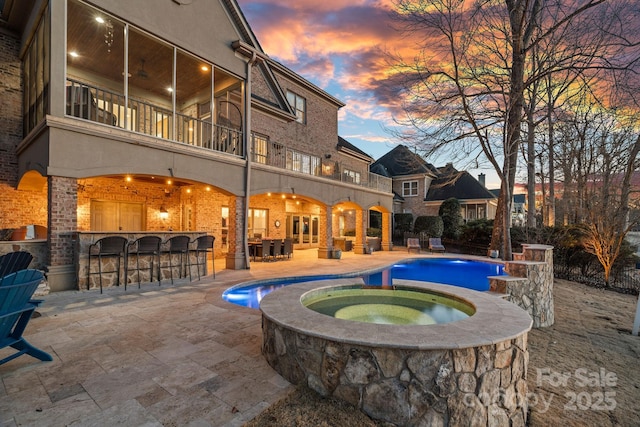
[1,248,639,426]
[0,248,416,426]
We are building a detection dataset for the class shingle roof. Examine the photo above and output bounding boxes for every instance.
[425,165,497,202]
[370,145,437,177]
[337,137,373,162]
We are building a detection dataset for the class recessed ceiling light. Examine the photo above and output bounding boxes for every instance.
[95,17,105,24]
[201,65,209,71]
[69,51,79,58]
[167,87,173,92]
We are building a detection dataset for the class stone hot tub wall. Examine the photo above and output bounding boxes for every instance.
[489,244,555,328]
[262,320,529,426]
[260,280,533,427]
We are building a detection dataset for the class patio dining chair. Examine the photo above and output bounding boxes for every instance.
[282,238,293,259]
[258,239,272,262]
[271,239,282,261]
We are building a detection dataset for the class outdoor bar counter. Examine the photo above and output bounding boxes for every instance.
[78,231,208,291]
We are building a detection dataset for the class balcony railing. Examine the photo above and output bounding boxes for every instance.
[65,80,391,194]
[65,79,243,157]
[252,141,392,193]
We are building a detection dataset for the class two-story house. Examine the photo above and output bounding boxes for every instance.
[0,0,393,291]
[370,145,496,223]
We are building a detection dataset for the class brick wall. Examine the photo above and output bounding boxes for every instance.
[77,177,231,255]
[48,176,77,265]
[393,176,431,217]
[0,31,49,230]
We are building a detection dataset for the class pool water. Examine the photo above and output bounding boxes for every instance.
[303,288,474,325]
[222,258,506,308]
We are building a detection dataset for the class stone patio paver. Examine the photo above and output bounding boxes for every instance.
[0,249,638,426]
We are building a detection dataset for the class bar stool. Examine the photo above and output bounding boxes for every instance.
[87,236,127,293]
[163,235,191,284]
[192,235,215,280]
[126,236,162,289]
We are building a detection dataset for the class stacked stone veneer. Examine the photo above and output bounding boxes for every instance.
[490,244,554,328]
[262,321,529,426]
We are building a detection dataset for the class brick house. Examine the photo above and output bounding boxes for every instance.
[0,0,393,291]
[370,145,496,223]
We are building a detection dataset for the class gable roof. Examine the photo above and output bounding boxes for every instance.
[370,145,437,177]
[337,137,373,162]
[425,165,497,202]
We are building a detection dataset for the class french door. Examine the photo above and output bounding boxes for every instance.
[286,214,318,248]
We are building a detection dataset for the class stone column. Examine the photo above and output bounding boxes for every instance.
[523,244,554,327]
[353,208,367,254]
[504,244,555,327]
[317,204,332,259]
[225,196,247,269]
[380,212,392,251]
[48,176,78,291]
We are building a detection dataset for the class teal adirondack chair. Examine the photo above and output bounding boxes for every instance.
[0,269,52,365]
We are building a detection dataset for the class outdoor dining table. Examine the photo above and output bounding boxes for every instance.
[248,238,282,261]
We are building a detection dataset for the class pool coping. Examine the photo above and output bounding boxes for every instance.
[222,255,507,300]
[260,279,533,350]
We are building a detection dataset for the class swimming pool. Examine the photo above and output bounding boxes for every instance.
[222,257,506,308]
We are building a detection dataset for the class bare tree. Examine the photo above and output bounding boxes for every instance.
[580,119,640,284]
[387,0,628,259]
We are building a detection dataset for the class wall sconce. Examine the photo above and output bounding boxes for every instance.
[159,206,169,219]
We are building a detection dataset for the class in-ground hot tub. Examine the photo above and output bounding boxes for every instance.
[304,287,475,325]
[261,279,532,426]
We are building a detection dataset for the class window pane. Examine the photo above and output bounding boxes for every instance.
[176,50,211,146]
[252,134,268,164]
[66,0,125,126]
[128,27,173,138]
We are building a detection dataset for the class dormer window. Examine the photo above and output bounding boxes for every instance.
[286,90,306,124]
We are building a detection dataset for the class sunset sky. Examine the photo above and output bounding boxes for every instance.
[236,0,503,188]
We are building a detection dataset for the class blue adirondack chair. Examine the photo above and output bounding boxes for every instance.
[0,269,52,365]
[0,251,34,278]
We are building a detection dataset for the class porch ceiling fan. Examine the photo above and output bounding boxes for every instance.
[135,58,149,79]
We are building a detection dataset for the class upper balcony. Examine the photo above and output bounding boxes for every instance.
[63,77,392,193]
[59,0,391,195]
[63,0,243,155]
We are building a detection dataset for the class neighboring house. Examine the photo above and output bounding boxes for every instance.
[370,145,496,222]
[425,164,498,221]
[369,145,438,216]
[0,0,393,291]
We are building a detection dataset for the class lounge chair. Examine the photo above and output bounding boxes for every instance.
[428,238,446,253]
[407,238,421,253]
[0,269,53,365]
